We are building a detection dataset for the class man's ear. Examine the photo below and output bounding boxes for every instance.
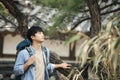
[31,36,35,40]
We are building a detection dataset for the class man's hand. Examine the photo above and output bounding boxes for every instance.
[27,55,36,66]
[54,63,71,69]
[24,55,36,71]
[60,63,71,69]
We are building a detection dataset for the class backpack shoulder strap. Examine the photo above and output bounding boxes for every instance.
[42,46,50,65]
[25,47,33,57]
[25,47,35,66]
[42,46,49,58]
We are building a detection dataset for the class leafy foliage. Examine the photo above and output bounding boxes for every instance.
[35,0,86,37]
[36,0,85,12]
[0,3,9,15]
[75,16,120,79]
[66,16,120,79]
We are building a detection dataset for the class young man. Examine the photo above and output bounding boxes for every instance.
[14,26,71,80]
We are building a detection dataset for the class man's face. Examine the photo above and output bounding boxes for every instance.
[31,31,45,43]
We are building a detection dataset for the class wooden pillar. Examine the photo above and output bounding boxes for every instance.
[0,33,3,57]
[69,41,76,60]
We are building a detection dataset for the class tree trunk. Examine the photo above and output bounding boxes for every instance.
[86,0,101,38]
[0,0,28,37]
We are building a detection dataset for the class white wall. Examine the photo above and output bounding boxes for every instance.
[3,34,85,57]
[43,39,69,57]
[3,34,69,57]
[3,34,24,54]
[75,38,86,57]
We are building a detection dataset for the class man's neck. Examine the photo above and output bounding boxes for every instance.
[32,42,42,51]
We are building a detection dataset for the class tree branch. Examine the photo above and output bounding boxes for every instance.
[0,15,17,27]
[79,2,120,13]
[70,7,119,31]
[101,7,120,15]
[71,17,90,30]
[0,0,22,18]
[0,0,28,37]
[100,2,120,10]
[30,15,47,24]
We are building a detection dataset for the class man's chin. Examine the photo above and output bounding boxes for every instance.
[41,40,45,42]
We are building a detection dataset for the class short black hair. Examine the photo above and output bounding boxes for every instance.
[27,26,44,42]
